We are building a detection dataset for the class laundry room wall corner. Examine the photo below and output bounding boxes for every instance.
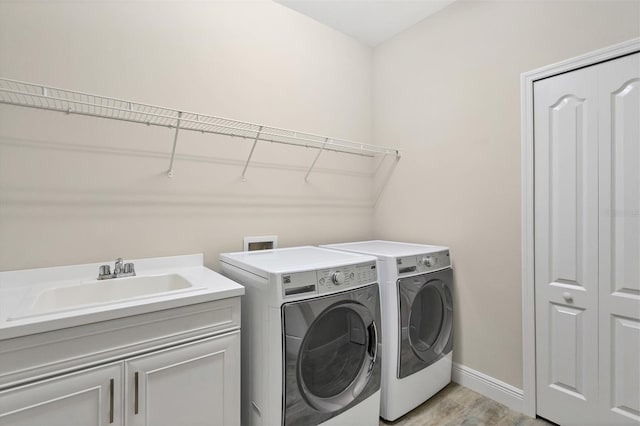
[371,0,640,392]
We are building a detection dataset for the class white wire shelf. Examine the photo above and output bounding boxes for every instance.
[0,77,401,179]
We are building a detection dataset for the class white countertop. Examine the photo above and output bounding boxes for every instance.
[0,254,244,340]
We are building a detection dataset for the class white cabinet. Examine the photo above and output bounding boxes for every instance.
[0,332,240,426]
[0,363,123,426]
[126,332,240,426]
[0,298,242,426]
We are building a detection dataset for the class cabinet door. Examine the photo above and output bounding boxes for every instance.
[125,331,240,426]
[0,362,123,426]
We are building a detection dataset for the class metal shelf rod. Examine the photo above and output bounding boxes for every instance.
[2,95,393,158]
[0,85,399,156]
[0,78,402,176]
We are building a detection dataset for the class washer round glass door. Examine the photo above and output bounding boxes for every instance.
[409,285,445,353]
[297,302,377,412]
[282,284,381,426]
[398,269,453,378]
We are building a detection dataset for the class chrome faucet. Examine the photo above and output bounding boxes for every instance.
[114,258,124,275]
[98,258,136,280]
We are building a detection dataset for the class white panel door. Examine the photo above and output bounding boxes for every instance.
[598,52,640,426]
[534,65,600,425]
[125,331,241,426]
[0,362,123,426]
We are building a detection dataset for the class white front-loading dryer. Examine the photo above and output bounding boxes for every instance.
[219,246,382,426]
[321,241,453,421]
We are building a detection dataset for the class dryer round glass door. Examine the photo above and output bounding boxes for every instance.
[409,285,445,352]
[398,268,453,378]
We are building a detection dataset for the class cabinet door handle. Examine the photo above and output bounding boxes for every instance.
[109,378,114,424]
[134,372,139,415]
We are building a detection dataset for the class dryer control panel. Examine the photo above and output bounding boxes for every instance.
[396,250,450,276]
[316,261,378,294]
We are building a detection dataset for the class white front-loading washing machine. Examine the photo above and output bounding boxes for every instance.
[321,241,453,421]
[219,246,382,426]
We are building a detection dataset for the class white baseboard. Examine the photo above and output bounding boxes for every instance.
[452,362,524,413]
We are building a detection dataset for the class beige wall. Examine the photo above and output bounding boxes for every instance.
[0,1,375,271]
[372,0,639,388]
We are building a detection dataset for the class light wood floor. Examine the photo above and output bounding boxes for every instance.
[379,383,553,426]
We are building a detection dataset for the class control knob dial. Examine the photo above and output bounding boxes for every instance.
[421,256,435,267]
[332,271,345,285]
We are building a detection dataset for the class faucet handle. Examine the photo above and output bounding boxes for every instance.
[99,265,111,278]
[124,263,135,275]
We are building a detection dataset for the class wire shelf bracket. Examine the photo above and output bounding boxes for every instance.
[241,125,263,181]
[373,153,401,206]
[167,111,182,178]
[0,77,401,179]
[304,138,328,182]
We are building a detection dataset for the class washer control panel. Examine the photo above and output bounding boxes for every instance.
[317,261,378,294]
[281,261,378,298]
[282,270,319,297]
[397,250,450,276]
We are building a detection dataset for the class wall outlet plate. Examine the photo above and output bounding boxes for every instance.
[243,235,278,252]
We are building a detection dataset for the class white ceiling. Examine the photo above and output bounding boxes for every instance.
[275,0,455,47]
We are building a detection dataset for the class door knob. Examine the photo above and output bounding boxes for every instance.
[562,292,573,303]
